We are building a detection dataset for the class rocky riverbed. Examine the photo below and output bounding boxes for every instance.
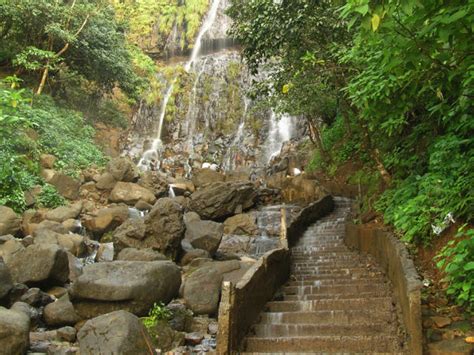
[0,151,325,354]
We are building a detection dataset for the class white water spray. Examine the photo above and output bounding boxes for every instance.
[264,111,295,162]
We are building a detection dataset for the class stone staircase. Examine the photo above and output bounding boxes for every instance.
[242,197,405,354]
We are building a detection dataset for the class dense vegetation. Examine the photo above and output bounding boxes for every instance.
[228,0,473,310]
[0,0,210,212]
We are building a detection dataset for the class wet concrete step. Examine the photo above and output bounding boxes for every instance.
[286,278,387,287]
[250,322,397,337]
[284,289,391,301]
[258,309,395,325]
[289,273,384,282]
[283,283,390,296]
[245,335,401,353]
[265,297,393,312]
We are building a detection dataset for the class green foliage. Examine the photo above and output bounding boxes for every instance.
[0,80,106,211]
[0,0,143,99]
[37,184,66,209]
[112,0,209,52]
[436,226,474,313]
[142,302,172,330]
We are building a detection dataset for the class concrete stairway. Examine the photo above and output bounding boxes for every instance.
[242,197,404,354]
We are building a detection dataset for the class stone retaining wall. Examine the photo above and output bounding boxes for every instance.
[345,224,423,355]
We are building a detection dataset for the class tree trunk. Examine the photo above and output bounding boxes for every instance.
[36,65,49,95]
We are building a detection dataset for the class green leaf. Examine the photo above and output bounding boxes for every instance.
[464,262,474,271]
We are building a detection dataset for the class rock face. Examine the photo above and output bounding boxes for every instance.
[114,198,185,260]
[189,182,257,220]
[183,260,240,315]
[77,310,153,355]
[109,182,156,205]
[49,172,81,200]
[0,259,13,299]
[0,307,30,354]
[71,261,181,317]
[45,202,82,223]
[82,205,129,236]
[184,217,223,256]
[107,157,139,183]
[0,206,21,236]
[6,244,69,286]
[223,213,258,235]
[192,168,225,188]
[43,294,80,326]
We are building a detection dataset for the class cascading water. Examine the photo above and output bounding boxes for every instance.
[138,0,222,169]
[264,111,296,162]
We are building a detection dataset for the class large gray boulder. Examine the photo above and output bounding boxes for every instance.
[109,182,156,205]
[34,230,86,256]
[45,202,82,223]
[223,213,258,235]
[117,248,167,262]
[189,182,257,220]
[184,217,223,256]
[43,294,80,326]
[82,205,129,236]
[49,172,81,200]
[5,244,69,286]
[192,168,225,188]
[0,258,13,299]
[0,206,21,236]
[183,260,240,315]
[77,310,153,355]
[107,157,139,182]
[114,198,185,260]
[71,260,181,318]
[0,307,30,354]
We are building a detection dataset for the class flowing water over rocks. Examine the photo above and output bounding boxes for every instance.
[242,197,406,353]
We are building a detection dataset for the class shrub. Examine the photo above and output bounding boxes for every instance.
[36,184,66,209]
[436,226,474,314]
[142,302,172,330]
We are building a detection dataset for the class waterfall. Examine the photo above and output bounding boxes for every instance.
[138,0,222,169]
[264,111,295,162]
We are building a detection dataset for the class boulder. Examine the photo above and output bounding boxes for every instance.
[19,287,52,307]
[189,182,257,220]
[148,320,185,351]
[0,258,13,299]
[43,294,80,326]
[107,157,139,182]
[62,218,82,233]
[5,244,69,286]
[0,307,30,354]
[180,249,210,266]
[117,248,167,262]
[45,202,82,223]
[184,218,223,255]
[40,154,56,169]
[34,230,86,256]
[71,261,181,317]
[82,205,129,236]
[223,213,258,235]
[183,260,240,315]
[137,171,168,197]
[217,234,253,255]
[49,172,81,200]
[0,239,24,264]
[192,168,225,188]
[109,182,156,205]
[34,219,68,235]
[95,172,117,190]
[0,206,21,236]
[77,310,153,355]
[115,198,185,260]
